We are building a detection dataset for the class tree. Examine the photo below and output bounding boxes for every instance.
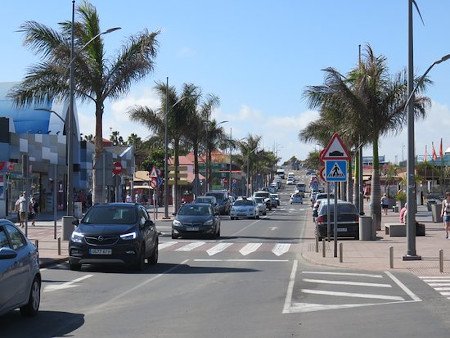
[301,44,430,229]
[9,1,159,204]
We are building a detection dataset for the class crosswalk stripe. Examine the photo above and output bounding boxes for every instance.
[302,278,392,288]
[423,279,450,283]
[207,243,233,256]
[428,283,450,287]
[435,287,450,291]
[419,276,450,279]
[158,241,178,250]
[239,243,262,256]
[176,242,206,251]
[301,289,405,301]
[440,292,450,296]
[302,271,383,278]
[272,243,291,256]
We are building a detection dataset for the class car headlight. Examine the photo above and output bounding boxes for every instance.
[173,219,182,226]
[71,231,84,243]
[120,232,137,240]
[204,219,214,226]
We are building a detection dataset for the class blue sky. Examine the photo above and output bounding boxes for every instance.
[2,0,450,164]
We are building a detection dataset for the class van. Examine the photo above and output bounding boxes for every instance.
[276,168,285,179]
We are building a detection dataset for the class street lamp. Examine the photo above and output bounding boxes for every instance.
[402,53,450,260]
[163,80,187,219]
[67,0,121,216]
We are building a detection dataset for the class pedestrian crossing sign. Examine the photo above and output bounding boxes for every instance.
[325,160,347,182]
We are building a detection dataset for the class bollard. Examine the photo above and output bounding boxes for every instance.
[315,235,319,253]
[389,246,394,269]
[34,239,39,250]
[322,239,326,258]
[58,237,61,256]
[339,242,343,263]
[439,249,444,273]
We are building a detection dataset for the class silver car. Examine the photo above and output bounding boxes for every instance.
[230,198,259,220]
[0,220,41,317]
[253,197,267,216]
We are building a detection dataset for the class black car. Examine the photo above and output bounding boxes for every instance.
[314,201,359,240]
[205,190,231,215]
[172,203,221,239]
[68,203,159,271]
[194,196,220,214]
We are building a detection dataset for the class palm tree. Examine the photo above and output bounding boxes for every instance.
[127,82,197,211]
[301,44,430,229]
[238,135,262,195]
[9,1,159,204]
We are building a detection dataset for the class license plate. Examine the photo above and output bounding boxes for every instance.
[186,227,199,231]
[337,228,347,232]
[89,248,112,255]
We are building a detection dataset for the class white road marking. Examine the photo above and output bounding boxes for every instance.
[289,300,418,313]
[269,227,278,231]
[87,259,190,315]
[302,278,392,288]
[434,287,450,291]
[176,242,205,251]
[283,260,298,314]
[385,271,421,301]
[158,241,178,250]
[301,289,405,301]
[423,279,450,283]
[239,243,262,256]
[206,243,233,256]
[44,275,93,292]
[194,259,288,262]
[272,243,291,256]
[230,219,261,236]
[419,276,450,279]
[440,292,450,296]
[428,283,450,287]
[302,271,383,278]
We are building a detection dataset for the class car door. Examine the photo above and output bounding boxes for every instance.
[0,226,17,314]
[4,224,32,306]
[139,207,156,256]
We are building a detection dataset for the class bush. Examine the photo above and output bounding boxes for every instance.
[395,190,406,203]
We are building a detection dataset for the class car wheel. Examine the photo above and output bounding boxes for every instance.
[230,216,234,220]
[148,240,159,265]
[133,245,145,271]
[171,231,179,239]
[69,260,81,271]
[263,211,267,215]
[20,276,41,317]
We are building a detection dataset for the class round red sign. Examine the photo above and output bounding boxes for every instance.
[112,161,122,175]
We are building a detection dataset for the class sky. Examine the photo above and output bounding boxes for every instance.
[2,0,450,164]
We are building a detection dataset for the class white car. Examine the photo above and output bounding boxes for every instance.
[230,198,259,220]
[290,193,303,204]
[253,197,267,216]
[286,178,295,185]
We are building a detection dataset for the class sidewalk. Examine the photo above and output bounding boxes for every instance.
[300,201,450,276]
[19,205,175,268]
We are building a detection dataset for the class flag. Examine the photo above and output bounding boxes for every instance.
[432,142,437,161]
[424,145,428,163]
[440,138,444,158]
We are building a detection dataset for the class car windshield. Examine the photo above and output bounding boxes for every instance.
[321,204,357,215]
[196,197,214,204]
[178,204,212,216]
[234,200,254,206]
[254,197,264,204]
[206,192,224,202]
[82,206,137,224]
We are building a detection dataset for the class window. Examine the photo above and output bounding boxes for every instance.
[0,228,10,249]
[5,224,26,250]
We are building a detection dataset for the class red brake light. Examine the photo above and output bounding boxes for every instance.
[316,215,325,223]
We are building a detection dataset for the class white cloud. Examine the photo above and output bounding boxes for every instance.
[177,47,196,58]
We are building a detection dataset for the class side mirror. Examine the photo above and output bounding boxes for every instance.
[312,210,318,218]
[72,218,80,226]
[0,247,17,260]
[145,219,155,227]
[359,212,365,216]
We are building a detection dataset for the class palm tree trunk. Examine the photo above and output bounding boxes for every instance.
[174,138,180,212]
[370,137,382,231]
[92,108,104,204]
[347,154,354,204]
[354,153,360,212]
[193,143,200,197]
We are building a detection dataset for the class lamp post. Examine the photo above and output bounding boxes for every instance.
[163,80,187,219]
[67,0,120,216]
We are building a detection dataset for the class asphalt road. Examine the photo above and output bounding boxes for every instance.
[1,179,450,337]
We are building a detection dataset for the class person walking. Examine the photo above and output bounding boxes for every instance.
[381,193,389,216]
[440,192,450,239]
[15,192,27,227]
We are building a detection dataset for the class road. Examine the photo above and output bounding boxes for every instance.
[1,178,450,337]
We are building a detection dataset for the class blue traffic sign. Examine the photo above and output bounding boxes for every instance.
[325,160,347,182]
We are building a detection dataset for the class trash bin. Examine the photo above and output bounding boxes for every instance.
[359,215,373,241]
[62,216,75,241]
[431,203,443,223]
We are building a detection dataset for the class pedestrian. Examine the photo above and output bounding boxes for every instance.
[381,193,389,216]
[399,203,407,224]
[15,192,27,227]
[440,192,450,239]
[125,193,132,203]
[29,196,36,226]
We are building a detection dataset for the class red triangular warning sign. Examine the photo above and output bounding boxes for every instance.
[320,133,350,161]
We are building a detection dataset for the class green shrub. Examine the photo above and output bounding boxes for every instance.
[395,190,406,203]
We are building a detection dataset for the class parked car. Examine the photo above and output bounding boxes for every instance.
[286,178,295,185]
[194,196,220,214]
[69,203,159,271]
[253,197,267,216]
[295,183,306,193]
[172,203,221,239]
[290,193,303,204]
[0,220,41,317]
[314,201,359,240]
[205,190,231,215]
[230,198,259,220]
